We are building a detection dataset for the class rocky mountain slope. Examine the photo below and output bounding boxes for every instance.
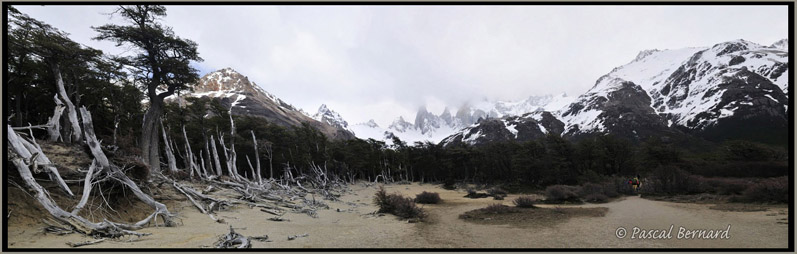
[441,39,789,147]
[171,68,355,140]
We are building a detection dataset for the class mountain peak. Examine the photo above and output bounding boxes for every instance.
[710,39,761,56]
[317,104,330,113]
[312,104,349,130]
[771,38,788,50]
[364,119,379,128]
[388,116,414,133]
[633,49,660,62]
[195,67,258,94]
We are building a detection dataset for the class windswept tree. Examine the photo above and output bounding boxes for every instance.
[93,5,202,175]
[7,6,91,142]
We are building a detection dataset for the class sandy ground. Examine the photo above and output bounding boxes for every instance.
[6,182,789,249]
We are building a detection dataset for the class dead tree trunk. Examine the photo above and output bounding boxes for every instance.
[250,130,262,184]
[9,157,147,238]
[245,155,256,182]
[265,143,273,180]
[78,108,110,169]
[182,126,198,178]
[71,159,97,215]
[210,135,223,176]
[226,113,241,180]
[7,125,73,196]
[200,151,208,178]
[112,114,120,147]
[218,134,239,180]
[47,94,65,142]
[160,122,178,173]
[51,62,81,142]
[79,106,175,227]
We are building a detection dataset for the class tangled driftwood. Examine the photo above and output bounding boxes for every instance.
[7,107,174,239]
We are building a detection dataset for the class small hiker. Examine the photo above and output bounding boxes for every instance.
[631,175,641,192]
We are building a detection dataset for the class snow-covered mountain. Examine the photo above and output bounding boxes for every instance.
[771,38,789,50]
[170,68,355,140]
[562,39,787,134]
[349,94,574,145]
[311,104,352,132]
[441,111,565,146]
[442,39,789,146]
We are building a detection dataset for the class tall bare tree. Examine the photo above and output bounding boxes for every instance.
[93,5,202,176]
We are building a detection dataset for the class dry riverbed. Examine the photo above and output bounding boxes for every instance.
[6,182,789,248]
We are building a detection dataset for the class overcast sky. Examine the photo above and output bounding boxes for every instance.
[14,5,788,126]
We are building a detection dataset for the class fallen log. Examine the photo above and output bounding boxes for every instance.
[10,157,146,238]
[66,238,106,247]
[250,235,270,242]
[215,225,251,249]
[287,233,308,241]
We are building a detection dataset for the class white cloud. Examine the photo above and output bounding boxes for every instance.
[13,5,788,126]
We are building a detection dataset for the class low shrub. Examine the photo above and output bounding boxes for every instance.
[488,187,508,196]
[578,182,620,200]
[512,196,536,208]
[583,193,608,203]
[374,187,426,219]
[488,187,508,200]
[464,188,490,199]
[544,185,580,203]
[740,176,788,203]
[641,165,706,195]
[415,191,442,204]
[481,204,513,214]
[705,178,751,195]
[578,183,603,197]
[442,180,456,190]
[602,183,620,198]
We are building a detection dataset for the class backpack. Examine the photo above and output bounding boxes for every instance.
[632,178,639,185]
